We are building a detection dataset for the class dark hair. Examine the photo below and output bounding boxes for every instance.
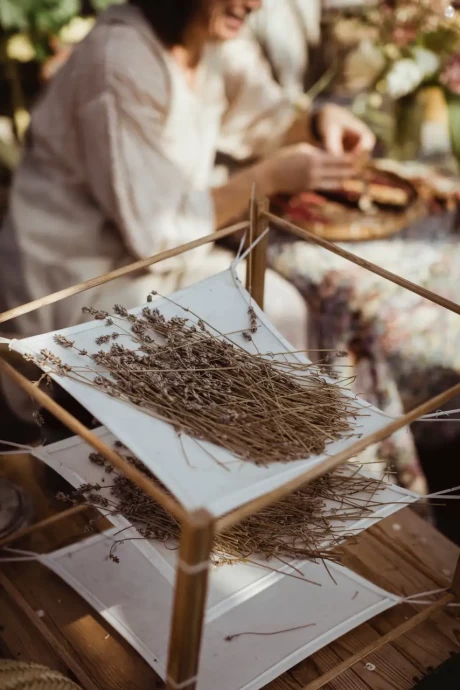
[129,0,207,46]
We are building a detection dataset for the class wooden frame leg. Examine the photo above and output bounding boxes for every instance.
[246,197,270,310]
[166,509,214,690]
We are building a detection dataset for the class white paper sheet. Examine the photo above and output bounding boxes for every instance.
[42,529,399,690]
[13,268,395,516]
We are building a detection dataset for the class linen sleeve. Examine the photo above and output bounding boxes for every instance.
[76,29,214,266]
[217,37,299,161]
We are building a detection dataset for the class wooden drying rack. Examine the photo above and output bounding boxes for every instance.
[1,199,460,690]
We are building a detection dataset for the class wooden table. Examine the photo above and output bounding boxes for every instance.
[0,453,459,690]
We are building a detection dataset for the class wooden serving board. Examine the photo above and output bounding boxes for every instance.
[272,168,428,243]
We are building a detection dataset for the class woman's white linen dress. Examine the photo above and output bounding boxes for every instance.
[0,4,307,348]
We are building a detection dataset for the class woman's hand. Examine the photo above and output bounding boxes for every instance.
[262,142,359,196]
[314,104,376,156]
[212,142,356,228]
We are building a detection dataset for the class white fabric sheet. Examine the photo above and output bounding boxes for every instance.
[42,529,399,690]
[33,425,418,596]
[13,268,397,516]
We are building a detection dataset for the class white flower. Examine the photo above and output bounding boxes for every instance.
[412,47,440,78]
[58,17,95,44]
[6,34,35,63]
[386,59,423,99]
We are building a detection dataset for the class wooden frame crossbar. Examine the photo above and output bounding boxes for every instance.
[266,212,460,316]
[216,379,460,533]
[1,201,460,690]
[0,358,186,522]
[0,221,249,326]
[302,593,455,690]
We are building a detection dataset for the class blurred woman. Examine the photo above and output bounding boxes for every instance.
[0,0,374,338]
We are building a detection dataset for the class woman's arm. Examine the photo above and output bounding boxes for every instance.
[281,103,376,155]
[218,38,375,162]
[281,107,312,147]
[212,143,358,229]
[211,160,273,229]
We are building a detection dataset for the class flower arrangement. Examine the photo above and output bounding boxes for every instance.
[346,0,460,161]
[375,1,460,97]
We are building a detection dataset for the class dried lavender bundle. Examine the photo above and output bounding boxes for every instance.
[57,445,386,566]
[39,298,364,467]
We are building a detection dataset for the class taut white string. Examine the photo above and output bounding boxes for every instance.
[420,408,460,419]
[236,231,248,262]
[166,675,198,689]
[177,559,210,575]
[424,485,460,500]
[374,407,460,423]
[402,600,460,607]
[393,587,460,607]
[235,227,270,264]
[0,546,42,563]
[0,556,39,562]
[404,587,448,601]
[0,439,41,455]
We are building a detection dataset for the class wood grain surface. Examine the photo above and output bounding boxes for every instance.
[0,452,459,690]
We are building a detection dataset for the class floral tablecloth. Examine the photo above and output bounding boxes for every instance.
[269,211,460,493]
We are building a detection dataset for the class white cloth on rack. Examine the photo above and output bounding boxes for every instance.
[0,250,308,423]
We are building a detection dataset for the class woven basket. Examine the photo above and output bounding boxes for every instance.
[0,661,82,690]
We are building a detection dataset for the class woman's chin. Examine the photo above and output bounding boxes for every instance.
[212,18,245,40]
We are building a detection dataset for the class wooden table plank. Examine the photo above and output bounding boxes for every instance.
[0,585,70,676]
[375,510,459,584]
[292,644,369,690]
[2,561,159,690]
[320,621,422,689]
[370,605,459,674]
[428,610,460,648]
[342,531,449,597]
[265,674,304,690]
[289,610,423,690]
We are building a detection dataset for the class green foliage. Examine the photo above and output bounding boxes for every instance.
[0,0,81,33]
[89,0,125,11]
[0,0,80,59]
[445,90,460,169]
[0,0,123,61]
[422,28,460,58]
[0,0,30,31]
